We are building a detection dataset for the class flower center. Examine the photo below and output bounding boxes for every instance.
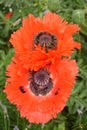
[30,68,53,96]
[34,31,57,51]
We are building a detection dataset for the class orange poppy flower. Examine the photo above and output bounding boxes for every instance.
[4,56,78,124]
[9,12,80,69]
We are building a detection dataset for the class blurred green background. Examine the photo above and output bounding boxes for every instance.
[0,0,87,130]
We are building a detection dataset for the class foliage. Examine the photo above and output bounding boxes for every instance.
[0,0,87,130]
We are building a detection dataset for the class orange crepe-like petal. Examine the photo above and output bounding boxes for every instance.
[4,57,78,124]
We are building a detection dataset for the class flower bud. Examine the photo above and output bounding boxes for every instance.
[72,9,85,25]
[47,0,60,12]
